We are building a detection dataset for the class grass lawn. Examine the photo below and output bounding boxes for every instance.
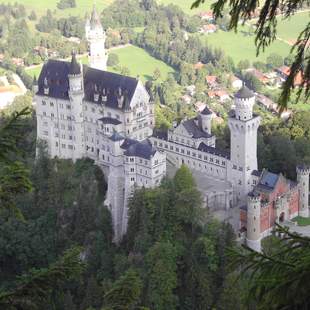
[26,45,175,82]
[276,11,310,43]
[157,0,214,15]
[292,216,310,226]
[199,25,291,63]
[2,0,113,17]
[109,46,174,81]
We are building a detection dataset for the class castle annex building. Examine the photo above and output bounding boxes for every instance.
[35,7,310,251]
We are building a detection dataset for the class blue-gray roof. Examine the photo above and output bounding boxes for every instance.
[183,118,212,139]
[37,60,138,110]
[109,131,124,141]
[122,139,156,160]
[201,105,212,115]
[99,117,122,125]
[198,142,230,159]
[258,170,279,189]
[235,85,254,99]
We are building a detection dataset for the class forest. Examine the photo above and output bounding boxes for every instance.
[0,90,310,309]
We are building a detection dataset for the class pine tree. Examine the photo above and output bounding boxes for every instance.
[64,291,76,310]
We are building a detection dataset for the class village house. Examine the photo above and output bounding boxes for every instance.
[276,66,304,87]
[199,24,217,34]
[206,75,218,88]
[197,11,214,21]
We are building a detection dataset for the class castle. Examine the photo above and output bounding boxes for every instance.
[34,6,310,251]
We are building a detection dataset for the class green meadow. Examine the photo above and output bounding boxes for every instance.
[276,11,310,43]
[26,45,175,82]
[199,26,291,63]
[2,0,113,17]
[157,0,214,15]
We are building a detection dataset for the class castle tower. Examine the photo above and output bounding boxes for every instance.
[246,191,261,252]
[85,5,107,70]
[68,52,85,160]
[228,85,261,202]
[199,105,212,135]
[104,132,126,242]
[296,165,310,218]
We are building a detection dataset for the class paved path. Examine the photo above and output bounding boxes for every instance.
[284,221,310,237]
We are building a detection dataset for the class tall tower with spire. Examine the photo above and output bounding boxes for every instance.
[85,5,108,70]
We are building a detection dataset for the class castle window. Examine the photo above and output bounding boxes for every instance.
[198,154,202,159]
[187,151,190,155]
[66,105,71,109]
[176,147,179,152]
[192,152,196,157]
[181,149,184,154]
[130,158,134,162]
[131,177,135,182]
[254,216,256,220]
[127,118,129,123]
[130,168,134,172]
[170,145,173,150]
[68,145,73,150]
[102,155,105,160]
[54,132,59,138]
[233,165,237,169]
[253,228,256,232]
[56,142,58,147]
[204,156,208,160]
[61,144,66,148]
[51,113,54,118]
[238,180,242,185]
[43,112,46,116]
[222,161,225,166]
[42,101,46,106]
[210,158,213,162]
[50,102,54,107]
[155,160,158,165]
[216,159,219,164]
[164,144,168,148]
[69,136,73,140]
[239,167,243,171]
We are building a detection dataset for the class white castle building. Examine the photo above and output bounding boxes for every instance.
[34,7,310,249]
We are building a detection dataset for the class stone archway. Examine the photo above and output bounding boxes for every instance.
[279,212,285,223]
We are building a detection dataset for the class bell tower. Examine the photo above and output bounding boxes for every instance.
[85,5,108,70]
[228,85,261,202]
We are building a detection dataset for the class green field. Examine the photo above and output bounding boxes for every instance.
[292,216,310,226]
[199,25,291,63]
[157,0,214,15]
[2,0,113,17]
[276,11,310,43]
[109,46,174,81]
[26,45,175,81]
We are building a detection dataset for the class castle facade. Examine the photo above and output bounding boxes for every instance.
[34,7,309,250]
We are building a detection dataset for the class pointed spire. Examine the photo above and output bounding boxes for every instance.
[90,4,102,29]
[69,51,81,75]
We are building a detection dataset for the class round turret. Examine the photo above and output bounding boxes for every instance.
[296,165,310,218]
[234,85,255,121]
[246,191,261,252]
[69,52,81,76]
[68,52,83,92]
[199,105,212,135]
